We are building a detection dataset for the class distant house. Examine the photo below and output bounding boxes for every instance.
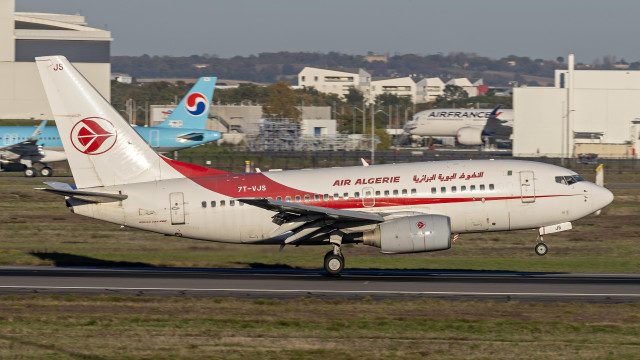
[298,66,372,102]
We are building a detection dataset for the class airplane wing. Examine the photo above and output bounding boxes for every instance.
[0,121,47,160]
[239,198,384,222]
[238,197,384,245]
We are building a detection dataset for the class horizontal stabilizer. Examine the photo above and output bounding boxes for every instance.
[36,183,127,203]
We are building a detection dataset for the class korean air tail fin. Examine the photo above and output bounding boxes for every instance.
[155,77,217,129]
[36,56,226,189]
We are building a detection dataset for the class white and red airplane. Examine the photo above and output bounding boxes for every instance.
[36,56,613,276]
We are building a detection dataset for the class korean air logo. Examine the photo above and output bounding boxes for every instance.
[70,117,117,155]
[185,92,209,116]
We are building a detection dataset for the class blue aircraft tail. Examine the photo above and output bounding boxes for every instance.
[155,77,217,129]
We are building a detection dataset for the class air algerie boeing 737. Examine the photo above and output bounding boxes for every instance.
[0,77,221,177]
[36,56,613,276]
[404,106,514,146]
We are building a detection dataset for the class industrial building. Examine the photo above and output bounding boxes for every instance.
[0,0,111,119]
[514,54,640,158]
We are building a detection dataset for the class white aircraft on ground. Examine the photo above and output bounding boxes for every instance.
[404,106,514,146]
[36,56,613,276]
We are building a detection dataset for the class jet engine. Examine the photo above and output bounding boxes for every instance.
[456,127,484,146]
[362,215,451,253]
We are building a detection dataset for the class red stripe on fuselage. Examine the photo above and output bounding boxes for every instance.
[161,156,231,177]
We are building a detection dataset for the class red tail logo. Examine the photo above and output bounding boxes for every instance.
[416,221,425,229]
[70,117,117,155]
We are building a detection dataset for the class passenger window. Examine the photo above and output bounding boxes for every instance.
[365,190,372,197]
[305,195,310,201]
[470,185,476,192]
[431,187,436,194]
[384,190,390,196]
[402,189,408,196]
[343,193,349,198]
[489,184,494,191]
[295,195,301,202]
[393,190,399,196]
[451,186,457,193]
[461,186,466,192]
[375,191,381,196]
[286,196,291,202]
[220,200,226,206]
[324,194,329,200]
[354,192,360,199]
[201,201,207,208]
[480,184,485,191]
[315,194,320,201]
[230,200,235,206]
[211,201,216,207]
[334,193,339,199]
[411,188,417,195]
[277,196,282,201]
[441,187,446,194]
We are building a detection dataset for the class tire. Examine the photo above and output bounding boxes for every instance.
[535,243,548,256]
[40,167,53,177]
[324,251,345,276]
[24,167,36,177]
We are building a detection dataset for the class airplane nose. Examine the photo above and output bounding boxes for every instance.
[593,185,614,212]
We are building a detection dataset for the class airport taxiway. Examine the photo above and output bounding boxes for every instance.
[0,266,638,302]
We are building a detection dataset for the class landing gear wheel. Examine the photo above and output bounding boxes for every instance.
[40,167,53,177]
[535,242,548,256]
[24,167,36,177]
[324,250,345,276]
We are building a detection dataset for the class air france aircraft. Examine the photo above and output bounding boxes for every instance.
[36,56,613,276]
[404,106,514,146]
[0,77,221,177]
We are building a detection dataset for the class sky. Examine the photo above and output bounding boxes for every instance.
[15,0,640,63]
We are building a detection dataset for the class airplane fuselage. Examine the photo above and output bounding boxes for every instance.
[72,159,610,245]
[404,108,514,137]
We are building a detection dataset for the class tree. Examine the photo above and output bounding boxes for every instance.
[436,84,468,102]
[344,86,364,105]
[262,81,301,120]
[556,56,564,63]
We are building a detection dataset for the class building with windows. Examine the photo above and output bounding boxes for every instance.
[0,0,112,119]
[371,77,417,103]
[415,77,445,102]
[298,67,372,102]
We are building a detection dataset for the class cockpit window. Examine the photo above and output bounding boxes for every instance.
[555,175,585,185]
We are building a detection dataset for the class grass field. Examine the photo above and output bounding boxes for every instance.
[1,296,639,359]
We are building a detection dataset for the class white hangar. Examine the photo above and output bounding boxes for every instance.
[514,54,640,158]
[0,0,112,119]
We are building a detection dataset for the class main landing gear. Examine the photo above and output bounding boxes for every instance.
[324,246,344,276]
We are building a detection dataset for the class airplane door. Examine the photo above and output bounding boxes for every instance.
[149,130,160,147]
[362,187,375,207]
[169,192,186,225]
[520,171,535,203]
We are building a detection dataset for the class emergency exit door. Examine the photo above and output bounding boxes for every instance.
[170,192,185,224]
[520,171,535,203]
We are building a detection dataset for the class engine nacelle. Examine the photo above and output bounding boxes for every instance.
[363,215,451,254]
[456,127,484,145]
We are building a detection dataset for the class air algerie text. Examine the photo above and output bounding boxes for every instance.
[332,176,400,186]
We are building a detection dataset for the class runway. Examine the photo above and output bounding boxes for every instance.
[0,266,639,302]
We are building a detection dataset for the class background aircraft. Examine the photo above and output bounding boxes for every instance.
[37,56,613,276]
[403,105,514,146]
[0,77,221,177]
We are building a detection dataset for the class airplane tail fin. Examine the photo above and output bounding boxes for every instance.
[155,77,217,129]
[36,56,226,189]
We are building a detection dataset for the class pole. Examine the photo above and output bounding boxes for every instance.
[371,104,375,165]
[352,106,355,134]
